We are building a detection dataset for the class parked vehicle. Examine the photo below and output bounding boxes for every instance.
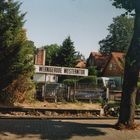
[97,77,116,89]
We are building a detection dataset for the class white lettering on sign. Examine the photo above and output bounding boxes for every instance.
[35,65,88,76]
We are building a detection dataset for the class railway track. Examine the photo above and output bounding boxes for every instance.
[0,107,139,119]
[0,107,101,118]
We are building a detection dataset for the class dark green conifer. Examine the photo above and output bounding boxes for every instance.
[0,0,35,104]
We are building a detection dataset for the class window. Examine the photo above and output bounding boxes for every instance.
[109,63,113,70]
[113,63,117,70]
[109,63,117,70]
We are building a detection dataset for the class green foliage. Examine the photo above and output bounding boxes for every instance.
[75,51,85,61]
[0,0,35,104]
[88,66,97,76]
[43,37,84,67]
[137,81,140,88]
[136,103,140,109]
[44,44,60,65]
[111,0,135,13]
[78,76,97,85]
[55,36,77,67]
[63,79,77,87]
[99,15,134,54]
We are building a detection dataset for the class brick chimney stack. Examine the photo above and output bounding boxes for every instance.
[35,48,46,65]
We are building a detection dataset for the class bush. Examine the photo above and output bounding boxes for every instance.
[88,66,97,76]
[137,81,140,88]
[78,76,97,85]
[0,75,35,105]
[63,79,77,87]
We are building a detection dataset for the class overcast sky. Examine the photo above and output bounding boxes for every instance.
[20,0,124,58]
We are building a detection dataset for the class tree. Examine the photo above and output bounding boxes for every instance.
[75,51,85,61]
[99,15,134,54]
[88,66,97,76]
[111,0,140,129]
[44,44,60,66]
[0,0,35,104]
[55,36,77,67]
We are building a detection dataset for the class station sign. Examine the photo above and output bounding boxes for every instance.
[35,65,88,77]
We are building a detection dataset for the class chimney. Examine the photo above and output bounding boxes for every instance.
[35,48,46,65]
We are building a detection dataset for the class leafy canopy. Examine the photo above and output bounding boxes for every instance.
[111,0,135,12]
[99,15,134,54]
[44,44,60,66]
[55,36,77,67]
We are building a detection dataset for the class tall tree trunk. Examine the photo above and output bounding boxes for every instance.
[117,1,140,128]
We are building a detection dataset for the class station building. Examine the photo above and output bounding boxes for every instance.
[33,48,88,100]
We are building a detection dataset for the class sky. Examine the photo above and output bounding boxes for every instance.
[20,0,124,58]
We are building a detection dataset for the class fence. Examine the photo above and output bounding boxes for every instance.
[36,83,67,102]
[36,83,122,103]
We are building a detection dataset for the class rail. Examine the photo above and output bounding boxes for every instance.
[0,107,139,119]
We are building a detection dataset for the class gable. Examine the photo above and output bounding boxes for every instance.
[87,52,109,70]
[102,52,124,77]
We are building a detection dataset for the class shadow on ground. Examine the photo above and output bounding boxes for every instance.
[0,119,113,140]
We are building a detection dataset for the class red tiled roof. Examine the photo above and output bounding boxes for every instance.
[111,52,125,70]
[90,52,109,69]
[102,52,125,75]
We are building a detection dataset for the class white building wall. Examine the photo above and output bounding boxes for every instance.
[33,73,58,83]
